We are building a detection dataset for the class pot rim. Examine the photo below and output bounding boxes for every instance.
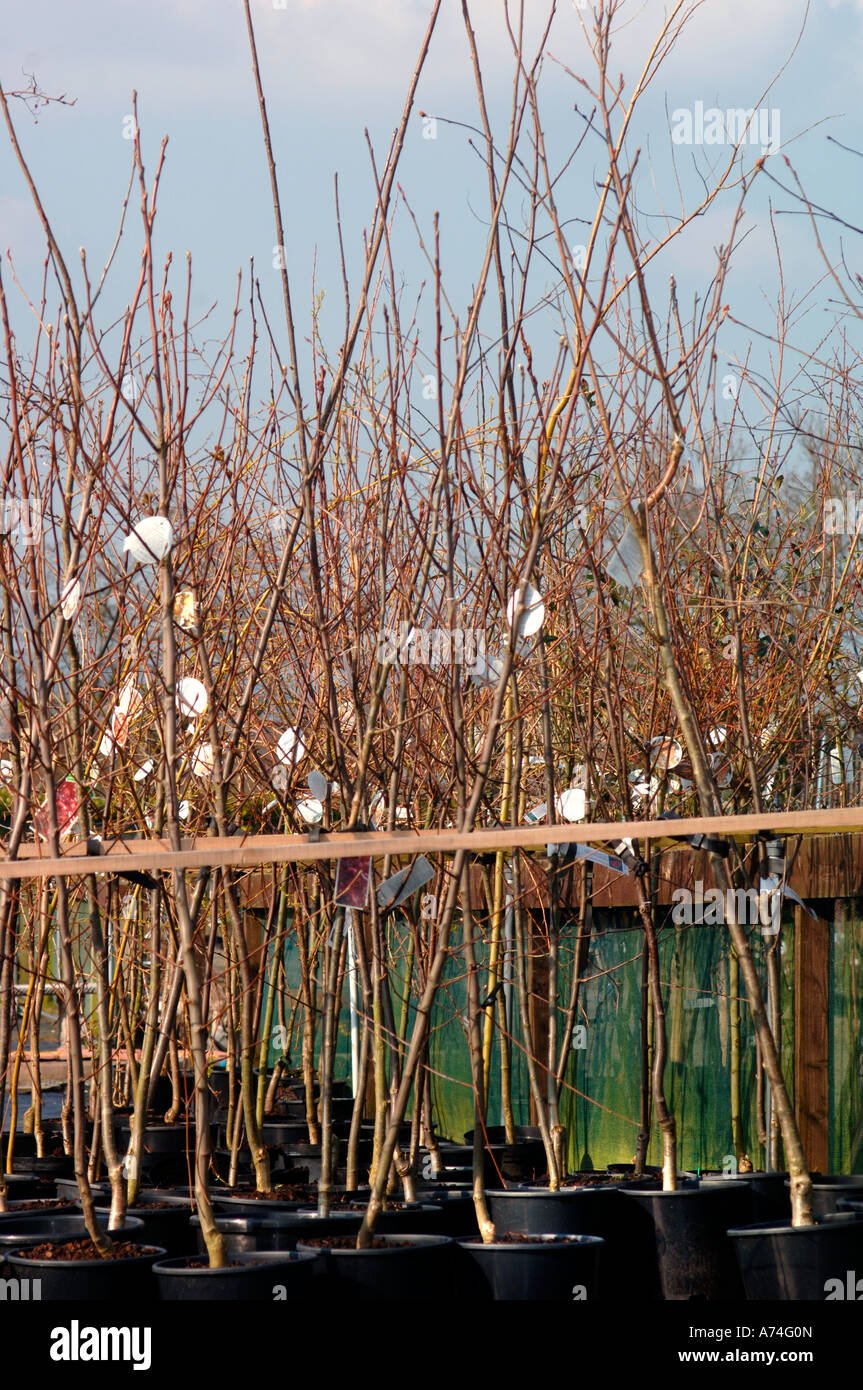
[727,1216,862,1237]
[296,1233,452,1254]
[152,1250,317,1275]
[457,1233,604,1249]
[6,1242,166,1268]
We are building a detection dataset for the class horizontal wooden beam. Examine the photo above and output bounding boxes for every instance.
[1,805,862,883]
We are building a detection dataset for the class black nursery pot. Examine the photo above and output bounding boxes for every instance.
[0,1213,145,1252]
[2,1173,58,1200]
[279,1142,339,1183]
[212,1192,305,1216]
[416,1190,479,1237]
[10,1154,73,1180]
[5,1239,166,1300]
[297,1233,453,1301]
[621,1180,753,1300]
[193,1210,361,1254]
[457,1233,603,1301]
[464,1127,547,1183]
[486,1186,653,1299]
[699,1171,790,1224]
[153,1249,317,1301]
[790,1176,863,1217]
[55,1178,112,1203]
[729,1215,863,1299]
[94,1196,195,1256]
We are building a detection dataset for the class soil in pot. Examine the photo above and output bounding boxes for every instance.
[5,1198,76,1212]
[5,1238,165,1299]
[621,1181,753,1300]
[154,1249,317,1300]
[729,1215,863,1299]
[456,1232,604,1301]
[296,1232,454,1300]
[0,1214,145,1249]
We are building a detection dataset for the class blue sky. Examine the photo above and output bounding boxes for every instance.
[2,0,863,467]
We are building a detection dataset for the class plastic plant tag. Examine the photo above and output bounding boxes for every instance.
[605,525,644,588]
[557,786,587,822]
[277,727,307,766]
[506,583,545,640]
[178,800,190,821]
[134,760,154,782]
[547,842,627,875]
[177,677,208,718]
[525,801,547,824]
[191,743,214,779]
[308,769,328,801]
[297,797,323,824]
[60,576,81,620]
[650,736,682,772]
[335,856,372,910]
[829,744,853,785]
[123,516,173,565]
[173,590,198,631]
[377,855,435,910]
[707,726,726,748]
[468,653,504,687]
[36,780,80,842]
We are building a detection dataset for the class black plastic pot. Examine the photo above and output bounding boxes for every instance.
[206,1069,241,1105]
[699,1171,790,1223]
[297,1232,453,1300]
[464,1127,547,1183]
[114,1118,210,1156]
[279,1142,338,1182]
[153,1249,317,1300]
[10,1154,73,1179]
[838,1199,863,1217]
[457,1233,603,1301]
[2,1173,57,1200]
[54,1178,112,1203]
[2,1132,36,1157]
[94,1196,195,1255]
[416,1190,478,1237]
[729,1215,863,1299]
[260,1120,312,1147]
[487,1185,653,1299]
[0,1213,145,1250]
[791,1176,863,1217]
[192,1210,361,1254]
[621,1181,753,1299]
[212,1192,305,1216]
[5,1238,165,1299]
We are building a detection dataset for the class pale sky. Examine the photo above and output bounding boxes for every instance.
[1,0,862,458]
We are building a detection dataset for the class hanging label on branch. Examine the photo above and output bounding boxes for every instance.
[547,841,628,875]
[334,856,372,909]
[377,855,434,911]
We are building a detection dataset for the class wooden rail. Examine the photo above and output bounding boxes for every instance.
[1,804,862,881]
